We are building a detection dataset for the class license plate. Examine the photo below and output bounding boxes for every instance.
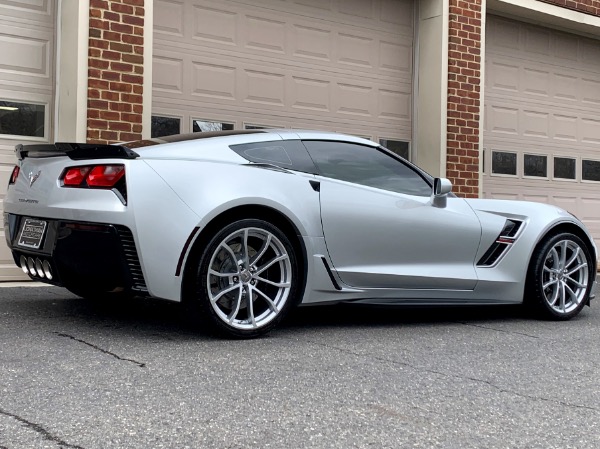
[17,218,47,249]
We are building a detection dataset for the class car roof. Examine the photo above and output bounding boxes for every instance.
[121,129,377,150]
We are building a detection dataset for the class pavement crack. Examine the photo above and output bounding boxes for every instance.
[0,406,86,449]
[455,322,540,339]
[301,338,600,414]
[53,332,146,368]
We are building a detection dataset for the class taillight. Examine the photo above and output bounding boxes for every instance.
[8,166,19,185]
[60,164,125,188]
[63,167,92,186]
[87,165,125,187]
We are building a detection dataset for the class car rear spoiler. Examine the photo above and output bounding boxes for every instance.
[15,143,140,161]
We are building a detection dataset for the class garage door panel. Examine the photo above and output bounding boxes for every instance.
[485,9,600,251]
[486,97,600,147]
[154,0,412,81]
[487,55,600,112]
[290,76,330,112]
[0,0,53,24]
[153,47,411,129]
[0,25,53,86]
[153,56,184,94]
[0,4,54,280]
[151,97,412,140]
[154,0,185,36]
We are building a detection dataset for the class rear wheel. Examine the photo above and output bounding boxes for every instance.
[193,219,300,338]
[526,232,593,320]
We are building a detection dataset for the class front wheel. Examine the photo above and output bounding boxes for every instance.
[194,219,300,338]
[525,232,594,320]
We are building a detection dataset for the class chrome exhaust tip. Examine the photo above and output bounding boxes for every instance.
[27,257,36,276]
[42,260,53,280]
[35,258,45,278]
[19,255,28,274]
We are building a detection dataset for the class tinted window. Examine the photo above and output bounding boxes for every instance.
[554,157,576,180]
[492,151,517,175]
[524,154,547,177]
[151,116,180,138]
[193,120,234,132]
[379,139,410,160]
[303,140,432,196]
[230,140,317,174]
[582,159,600,182]
[0,101,45,138]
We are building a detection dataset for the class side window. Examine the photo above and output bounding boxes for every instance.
[303,140,432,196]
[229,140,317,174]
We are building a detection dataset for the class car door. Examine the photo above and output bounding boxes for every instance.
[303,140,482,291]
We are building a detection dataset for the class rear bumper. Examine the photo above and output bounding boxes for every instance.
[4,213,147,294]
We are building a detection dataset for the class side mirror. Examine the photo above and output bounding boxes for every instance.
[431,177,452,208]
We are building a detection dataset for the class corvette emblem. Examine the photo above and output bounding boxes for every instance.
[28,170,41,188]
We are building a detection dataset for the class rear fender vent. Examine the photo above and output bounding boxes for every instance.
[115,226,148,293]
[477,219,524,267]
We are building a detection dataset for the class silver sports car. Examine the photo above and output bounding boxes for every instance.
[4,130,598,337]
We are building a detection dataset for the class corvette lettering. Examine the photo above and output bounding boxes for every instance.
[18,199,39,204]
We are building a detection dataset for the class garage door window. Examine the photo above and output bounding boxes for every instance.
[245,124,274,130]
[193,120,234,132]
[380,139,410,161]
[524,154,547,178]
[491,151,517,176]
[582,160,600,182]
[152,116,180,138]
[553,157,576,180]
[0,101,45,138]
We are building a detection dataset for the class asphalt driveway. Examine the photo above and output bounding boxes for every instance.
[0,284,599,449]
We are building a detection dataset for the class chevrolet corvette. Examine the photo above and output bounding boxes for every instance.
[4,130,597,337]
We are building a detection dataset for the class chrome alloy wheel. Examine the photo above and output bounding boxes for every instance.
[541,239,589,314]
[206,227,292,330]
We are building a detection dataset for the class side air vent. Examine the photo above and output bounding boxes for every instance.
[115,226,148,292]
[477,219,524,267]
[500,219,522,239]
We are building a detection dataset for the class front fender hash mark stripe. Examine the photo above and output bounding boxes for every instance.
[477,219,524,267]
[176,226,201,276]
[321,257,342,290]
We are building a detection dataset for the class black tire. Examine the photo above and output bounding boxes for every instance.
[192,218,300,338]
[525,232,594,320]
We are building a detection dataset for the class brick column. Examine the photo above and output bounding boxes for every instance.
[87,0,145,144]
[446,0,482,198]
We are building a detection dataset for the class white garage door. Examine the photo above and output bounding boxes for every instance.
[483,16,600,247]
[152,0,414,159]
[0,0,56,280]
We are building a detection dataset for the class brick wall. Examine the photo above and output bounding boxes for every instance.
[537,0,600,15]
[87,0,144,144]
[446,0,482,198]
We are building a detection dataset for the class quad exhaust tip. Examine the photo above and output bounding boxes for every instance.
[19,255,52,280]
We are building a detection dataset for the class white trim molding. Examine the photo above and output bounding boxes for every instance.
[55,0,89,142]
[488,0,600,37]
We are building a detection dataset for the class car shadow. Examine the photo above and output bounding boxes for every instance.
[285,302,528,330]
[1,287,563,339]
